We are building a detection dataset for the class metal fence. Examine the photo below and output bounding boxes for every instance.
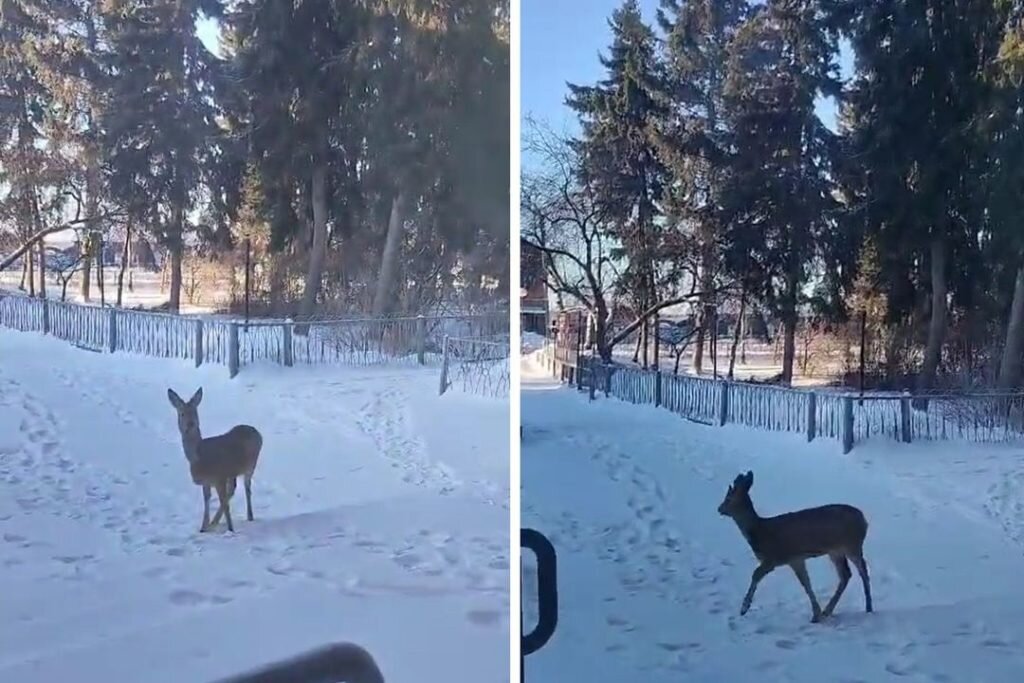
[438,335,511,399]
[0,291,508,378]
[546,348,1024,452]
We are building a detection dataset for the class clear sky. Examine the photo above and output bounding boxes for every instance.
[522,0,851,165]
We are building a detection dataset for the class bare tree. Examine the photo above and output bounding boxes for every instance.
[48,246,85,301]
[521,121,618,360]
[521,120,728,362]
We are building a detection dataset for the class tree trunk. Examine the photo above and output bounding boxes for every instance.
[168,245,182,313]
[27,242,35,297]
[693,315,706,374]
[728,287,748,380]
[781,317,797,385]
[96,237,105,307]
[640,313,649,369]
[19,256,27,290]
[81,4,100,302]
[780,273,799,385]
[81,235,93,302]
[997,262,1024,389]
[915,236,948,404]
[269,253,285,315]
[297,163,329,329]
[117,221,132,307]
[37,240,46,299]
[594,299,612,362]
[167,204,184,313]
[372,191,407,317]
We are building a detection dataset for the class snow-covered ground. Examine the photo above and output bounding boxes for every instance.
[1,268,223,314]
[0,329,509,682]
[521,347,1024,682]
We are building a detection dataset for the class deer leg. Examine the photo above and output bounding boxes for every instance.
[209,481,227,528]
[209,499,225,528]
[740,562,774,616]
[821,553,852,617]
[849,552,873,613]
[789,559,823,623]
[199,485,212,532]
[215,481,234,532]
[244,472,254,521]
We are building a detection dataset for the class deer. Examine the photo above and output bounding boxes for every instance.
[167,387,263,533]
[718,471,873,623]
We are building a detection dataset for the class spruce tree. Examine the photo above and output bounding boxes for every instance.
[567,0,669,367]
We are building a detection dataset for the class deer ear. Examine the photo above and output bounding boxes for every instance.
[190,387,203,407]
[167,389,184,409]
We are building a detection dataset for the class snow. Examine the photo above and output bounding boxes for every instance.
[1,269,222,315]
[521,348,1024,683]
[520,332,546,356]
[0,329,509,682]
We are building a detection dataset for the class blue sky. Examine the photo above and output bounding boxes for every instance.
[522,0,852,164]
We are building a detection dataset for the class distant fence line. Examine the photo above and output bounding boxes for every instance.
[543,345,1024,452]
[438,335,510,399]
[0,292,508,378]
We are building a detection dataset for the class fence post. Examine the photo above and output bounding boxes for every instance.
[654,370,662,407]
[807,392,817,442]
[194,319,204,367]
[438,335,450,395]
[228,322,240,378]
[605,364,612,397]
[900,393,912,443]
[41,299,50,335]
[589,365,597,401]
[416,314,427,365]
[107,307,117,353]
[842,394,855,454]
[718,381,730,427]
[282,322,294,367]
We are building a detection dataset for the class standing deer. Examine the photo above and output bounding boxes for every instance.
[718,471,873,623]
[167,387,263,533]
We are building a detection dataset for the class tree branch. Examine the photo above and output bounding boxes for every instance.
[1,213,122,272]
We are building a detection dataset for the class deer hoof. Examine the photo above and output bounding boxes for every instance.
[810,613,822,624]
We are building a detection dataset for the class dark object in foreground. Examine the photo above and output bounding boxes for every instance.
[210,642,384,683]
[521,527,558,683]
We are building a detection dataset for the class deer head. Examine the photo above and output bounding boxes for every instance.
[168,387,204,455]
[718,470,754,517]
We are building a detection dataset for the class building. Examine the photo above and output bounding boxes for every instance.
[520,238,548,335]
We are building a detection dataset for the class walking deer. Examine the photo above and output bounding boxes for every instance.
[718,471,873,623]
[167,387,263,533]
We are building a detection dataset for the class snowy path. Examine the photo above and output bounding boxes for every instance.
[0,330,509,682]
[522,352,1024,683]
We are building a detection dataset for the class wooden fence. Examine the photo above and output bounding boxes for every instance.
[542,347,1024,452]
[0,292,508,378]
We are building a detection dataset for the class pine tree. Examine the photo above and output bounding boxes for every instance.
[722,0,840,384]
[655,0,749,373]
[100,0,225,313]
[838,0,1002,397]
[567,0,669,367]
